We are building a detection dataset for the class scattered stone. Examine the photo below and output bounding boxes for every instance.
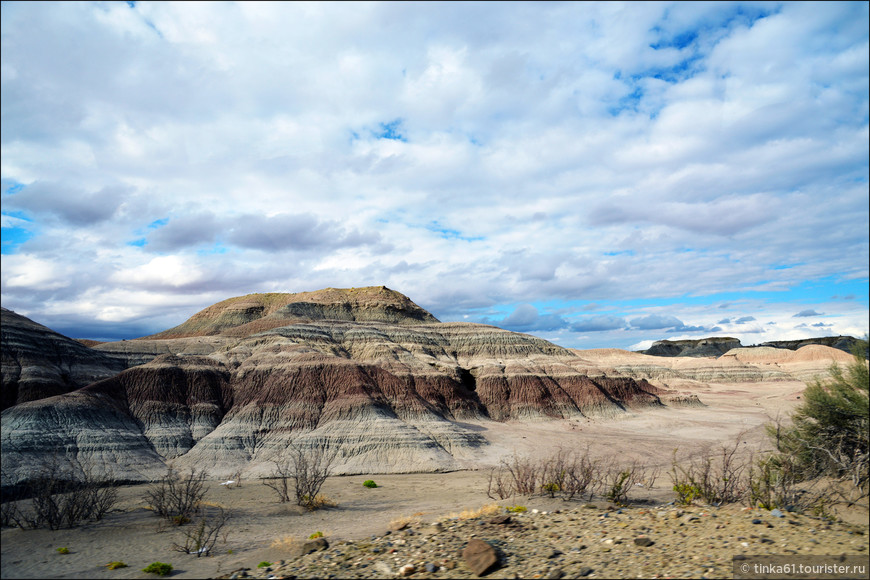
[462,538,500,576]
[288,537,329,558]
[373,561,393,576]
[751,519,762,524]
[489,515,512,525]
[424,562,437,573]
[771,509,785,518]
[578,566,594,577]
[399,563,415,576]
[547,568,565,579]
[634,536,654,547]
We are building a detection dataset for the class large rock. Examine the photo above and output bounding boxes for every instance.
[463,538,500,576]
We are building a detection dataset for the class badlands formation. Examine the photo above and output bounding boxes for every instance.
[0,287,856,491]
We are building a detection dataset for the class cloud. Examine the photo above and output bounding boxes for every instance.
[571,316,627,332]
[793,309,823,318]
[0,1,867,349]
[735,316,757,324]
[629,314,685,330]
[495,304,568,332]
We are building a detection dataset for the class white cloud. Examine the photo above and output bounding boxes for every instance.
[1,1,867,348]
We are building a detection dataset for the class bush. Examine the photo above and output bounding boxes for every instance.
[309,531,323,539]
[363,480,378,488]
[106,561,128,570]
[262,442,337,510]
[172,506,230,557]
[56,547,70,554]
[771,340,868,491]
[146,468,209,525]
[669,438,749,506]
[142,562,173,576]
[258,561,272,568]
[2,455,119,530]
[486,447,600,502]
[505,505,526,513]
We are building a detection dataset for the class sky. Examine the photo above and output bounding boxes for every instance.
[1,1,868,351]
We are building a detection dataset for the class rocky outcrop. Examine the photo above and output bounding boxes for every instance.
[146,286,439,339]
[640,337,742,358]
[1,307,127,411]
[640,335,864,358]
[759,336,862,354]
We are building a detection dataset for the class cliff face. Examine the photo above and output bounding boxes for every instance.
[640,337,742,358]
[1,290,666,485]
[0,307,127,411]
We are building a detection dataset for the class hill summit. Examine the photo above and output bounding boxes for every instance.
[146,286,439,339]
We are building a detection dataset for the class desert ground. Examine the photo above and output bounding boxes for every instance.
[4,374,849,580]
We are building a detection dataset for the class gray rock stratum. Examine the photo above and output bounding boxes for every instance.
[1,307,127,411]
[0,287,855,488]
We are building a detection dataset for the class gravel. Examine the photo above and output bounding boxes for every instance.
[221,503,868,579]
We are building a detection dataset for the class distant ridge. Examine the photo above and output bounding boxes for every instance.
[640,335,862,357]
[145,286,439,339]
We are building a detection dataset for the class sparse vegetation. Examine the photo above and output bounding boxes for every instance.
[258,561,272,568]
[172,506,230,557]
[505,505,527,513]
[1,455,118,530]
[669,438,749,507]
[363,480,378,488]
[142,562,173,576]
[56,547,70,554]
[308,531,323,539]
[106,561,128,570]
[262,442,337,510]
[768,339,868,502]
[146,467,209,526]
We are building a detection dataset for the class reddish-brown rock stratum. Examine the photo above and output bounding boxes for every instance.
[146,286,439,339]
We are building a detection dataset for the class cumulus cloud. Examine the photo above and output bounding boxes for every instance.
[496,304,568,332]
[629,314,685,330]
[0,1,867,348]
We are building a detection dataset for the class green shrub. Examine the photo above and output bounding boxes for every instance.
[309,531,323,539]
[505,505,526,513]
[142,562,173,576]
[257,561,272,568]
[769,339,868,494]
[106,561,128,570]
[363,480,378,488]
[541,482,560,498]
[56,547,70,554]
[673,482,702,505]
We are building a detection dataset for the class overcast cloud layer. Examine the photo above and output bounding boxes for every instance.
[2,1,868,350]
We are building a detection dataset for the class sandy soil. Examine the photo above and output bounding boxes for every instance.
[0,378,839,580]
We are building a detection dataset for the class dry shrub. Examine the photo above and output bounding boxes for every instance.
[262,442,338,510]
[145,467,209,525]
[670,437,750,506]
[486,446,600,502]
[2,455,119,530]
[172,506,230,557]
[270,535,299,550]
[444,503,501,521]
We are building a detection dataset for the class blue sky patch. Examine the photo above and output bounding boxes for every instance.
[374,119,407,142]
[426,221,484,242]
